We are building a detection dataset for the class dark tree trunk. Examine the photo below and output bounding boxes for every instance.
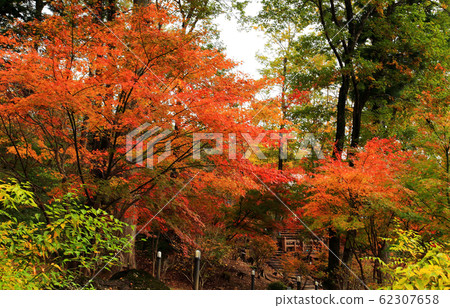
[278,57,287,171]
[350,81,369,148]
[341,229,357,289]
[342,229,356,264]
[120,213,137,270]
[324,228,340,289]
[134,0,150,7]
[326,72,350,289]
[106,0,117,21]
[35,0,44,20]
[334,75,350,155]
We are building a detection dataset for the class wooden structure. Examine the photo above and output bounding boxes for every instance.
[278,229,323,259]
[266,228,326,289]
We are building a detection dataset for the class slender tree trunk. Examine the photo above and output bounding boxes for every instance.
[341,229,356,289]
[278,57,287,171]
[342,229,356,264]
[151,231,160,275]
[378,241,389,284]
[35,0,44,20]
[353,249,368,289]
[341,85,368,286]
[334,75,350,155]
[120,213,137,269]
[350,83,368,148]
[116,208,136,270]
[324,228,340,290]
[325,73,350,289]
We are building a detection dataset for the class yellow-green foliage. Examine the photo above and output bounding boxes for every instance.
[381,227,450,290]
[0,179,130,289]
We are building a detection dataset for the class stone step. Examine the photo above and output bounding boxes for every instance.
[287,276,318,290]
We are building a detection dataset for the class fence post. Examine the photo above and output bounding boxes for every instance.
[193,250,201,290]
[251,270,255,290]
[156,251,162,280]
[296,276,301,290]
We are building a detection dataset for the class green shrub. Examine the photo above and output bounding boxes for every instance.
[267,281,288,290]
[110,269,170,290]
[0,179,131,289]
[378,227,450,290]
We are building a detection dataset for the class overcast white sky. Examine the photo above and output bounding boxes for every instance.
[214,1,266,79]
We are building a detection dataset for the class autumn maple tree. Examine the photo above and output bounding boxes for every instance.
[0,0,449,291]
[0,0,281,268]
[304,138,413,286]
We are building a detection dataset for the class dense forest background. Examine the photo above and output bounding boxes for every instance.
[0,0,449,290]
